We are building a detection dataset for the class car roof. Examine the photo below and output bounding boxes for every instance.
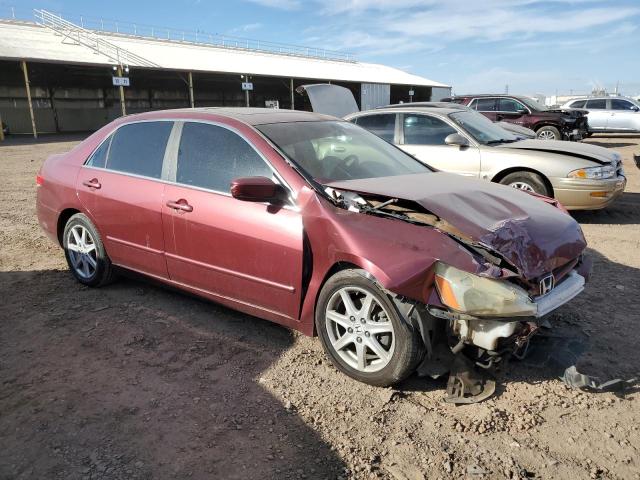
[449,94,530,100]
[354,105,467,116]
[121,107,338,126]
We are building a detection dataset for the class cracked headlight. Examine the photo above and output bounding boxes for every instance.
[568,165,615,180]
[434,263,536,317]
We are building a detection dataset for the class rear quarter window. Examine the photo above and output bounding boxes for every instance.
[86,137,111,168]
[569,100,586,108]
[105,122,173,179]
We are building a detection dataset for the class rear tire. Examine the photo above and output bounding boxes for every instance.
[315,269,424,387]
[500,171,551,197]
[63,213,114,287]
[536,125,561,140]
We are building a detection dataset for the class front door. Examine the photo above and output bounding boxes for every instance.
[607,98,639,131]
[76,121,174,278]
[162,121,304,320]
[398,113,481,177]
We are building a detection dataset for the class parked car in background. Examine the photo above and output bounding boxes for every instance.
[384,102,536,139]
[37,107,592,403]
[561,97,640,133]
[443,94,589,141]
[345,106,624,210]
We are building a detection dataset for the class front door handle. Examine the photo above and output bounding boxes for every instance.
[166,199,193,212]
[82,178,101,189]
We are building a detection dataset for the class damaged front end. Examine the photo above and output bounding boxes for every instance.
[326,184,591,404]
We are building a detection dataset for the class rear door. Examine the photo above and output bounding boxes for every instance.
[607,98,638,131]
[76,121,174,278]
[398,113,481,177]
[585,99,608,131]
[469,98,498,122]
[162,121,304,320]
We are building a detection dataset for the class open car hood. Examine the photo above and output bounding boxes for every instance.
[296,84,360,118]
[496,139,617,165]
[327,172,587,280]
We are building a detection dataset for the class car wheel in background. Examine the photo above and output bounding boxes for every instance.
[63,213,114,287]
[315,269,424,387]
[535,125,561,140]
[500,171,551,197]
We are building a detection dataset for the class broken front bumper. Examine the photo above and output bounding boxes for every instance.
[448,270,585,352]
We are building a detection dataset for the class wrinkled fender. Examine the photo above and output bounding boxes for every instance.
[295,187,483,335]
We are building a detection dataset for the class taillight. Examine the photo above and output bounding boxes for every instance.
[36,174,44,186]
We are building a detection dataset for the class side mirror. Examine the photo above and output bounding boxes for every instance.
[517,108,528,114]
[631,106,639,112]
[231,177,286,203]
[444,133,469,147]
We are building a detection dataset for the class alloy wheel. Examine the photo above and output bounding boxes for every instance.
[537,130,556,140]
[509,181,536,192]
[66,225,98,279]
[325,286,395,373]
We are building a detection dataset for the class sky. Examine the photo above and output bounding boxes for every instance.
[4,0,640,97]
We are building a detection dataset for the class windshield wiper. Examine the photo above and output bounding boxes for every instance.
[486,139,518,145]
[369,198,398,210]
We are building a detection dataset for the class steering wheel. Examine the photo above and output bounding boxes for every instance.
[326,154,360,179]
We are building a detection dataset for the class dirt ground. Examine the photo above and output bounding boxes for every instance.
[1,133,639,480]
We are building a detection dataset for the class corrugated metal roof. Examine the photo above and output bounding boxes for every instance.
[0,20,449,88]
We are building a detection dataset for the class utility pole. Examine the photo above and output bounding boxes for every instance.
[290,78,295,110]
[21,61,37,138]
[117,65,126,116]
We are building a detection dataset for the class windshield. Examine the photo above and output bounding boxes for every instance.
[256,121,430,182]
[449,111,518,145]
[519,96,548,111]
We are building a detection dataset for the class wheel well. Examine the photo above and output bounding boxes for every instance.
[56,208,81,246]
[311,261,362,336]
[492,167,555,197]
[533,123,561,132]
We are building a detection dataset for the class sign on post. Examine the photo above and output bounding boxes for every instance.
[112,77,130,87]
[409,89,415,96]
[241,82,254,91]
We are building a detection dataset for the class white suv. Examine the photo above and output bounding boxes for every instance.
[562,97,640,133]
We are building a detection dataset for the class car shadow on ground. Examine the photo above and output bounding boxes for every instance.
[0,269,346,480]
[397,247,640,401]
[571,191,640,225]
[584,141,638,149]
[0,133,89,146]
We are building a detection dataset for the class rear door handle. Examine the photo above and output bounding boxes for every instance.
[82,178,101,189]
[166,199,193,212]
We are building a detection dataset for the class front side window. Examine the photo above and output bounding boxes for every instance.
[256,120,429,183]
[611,99,634,110]
[498,98,527,112]
[471,98,497,112]
[403,114,457,145]
[353,114,396,142]
[586,99,606,109]
[570,100,586,108]
[176,122,273,193]
[106,122,173,178]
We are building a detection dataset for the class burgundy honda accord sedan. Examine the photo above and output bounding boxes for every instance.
[37,108,591,402]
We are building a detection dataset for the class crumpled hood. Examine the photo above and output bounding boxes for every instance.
[327,172,587,280]
[496,139,618,165]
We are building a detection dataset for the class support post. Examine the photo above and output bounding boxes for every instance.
[290,78,294,110]
[117,65,126,116]
[21,61,37,139]
[245,87,249,107]
[0,113,4,142]
[188,71,195,108]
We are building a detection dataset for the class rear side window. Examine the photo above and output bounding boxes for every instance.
[86,137,111,168]
[586,99,606,109]
[403,114,457,145]
[569,100,586,108]
[176,122,272,193]
[611,99,634,110]
[353,114,396,142]
[106,122,173,178]
[471,98,497,112]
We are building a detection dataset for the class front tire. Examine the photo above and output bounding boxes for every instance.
[500,171,551,197]
[536,125,561,140]
[63,213,114,287]
[315,269,424,387]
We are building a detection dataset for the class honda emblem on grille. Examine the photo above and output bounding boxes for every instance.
[539,274,555,296]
